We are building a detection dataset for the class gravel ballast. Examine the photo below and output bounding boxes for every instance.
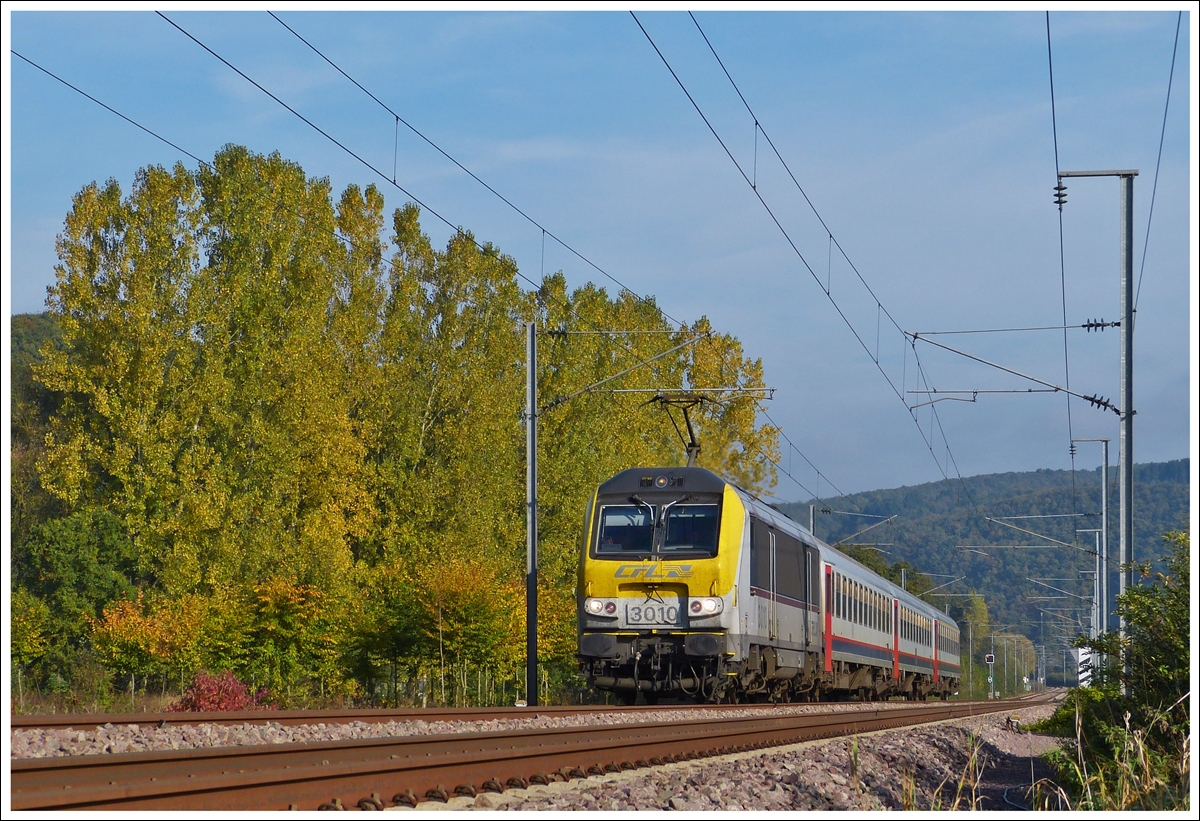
[11,702,1064,811]
[416,704,1062,812]
[10,700,924,759]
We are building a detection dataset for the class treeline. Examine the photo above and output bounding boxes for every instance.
[780,460,1189,657]
[10,145,777,708]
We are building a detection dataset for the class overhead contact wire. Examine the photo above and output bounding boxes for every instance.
[1046,12,1079,521]
[686,12,986,518]
[156,12,851,507]
[15,42,691,418]
[1135,10,1183,314]
[265,10,850,508]
[638,13,967,509]
[157,11,709,399]
[267,10,685,331]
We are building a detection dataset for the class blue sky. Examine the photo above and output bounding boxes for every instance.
[4,8,1195,501]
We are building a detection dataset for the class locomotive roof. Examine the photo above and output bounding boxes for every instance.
[597,466,728,496]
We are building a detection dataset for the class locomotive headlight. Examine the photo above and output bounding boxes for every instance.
[689,597,723,616]
[584,598,618,618]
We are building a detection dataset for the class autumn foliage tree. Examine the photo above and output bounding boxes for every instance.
[14,146,778,705]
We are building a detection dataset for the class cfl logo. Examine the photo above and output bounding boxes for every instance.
[614,564,694,580]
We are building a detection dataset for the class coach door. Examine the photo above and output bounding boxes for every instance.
[805,545,819,650]
[774,533,805,646]
[933,620,940,681]
[750,517,775,642]
[892,599,900,679]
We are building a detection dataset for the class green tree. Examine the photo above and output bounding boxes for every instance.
[21,146,783,704]
[16,510,141,651]
[1033,531,1189,809]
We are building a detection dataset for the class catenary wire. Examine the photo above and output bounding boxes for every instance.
[688,12,907,340]
[263,12,845,512]
[680,11,974,500]
[638,12,976,517]
[266,10,686,331]
[261,10,851,510]
[1134,10,1183,315]
[19,25,843,512]
[914,323,1116,335]
[155,12,739,417]
[152,15,544,284]
[11,47,701,437]
[1046,12,1080,523]
[12,50,207,168]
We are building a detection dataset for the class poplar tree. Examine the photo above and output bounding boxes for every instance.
[28,146,781,699]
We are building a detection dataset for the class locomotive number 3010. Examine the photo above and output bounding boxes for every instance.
[626,604,681,625]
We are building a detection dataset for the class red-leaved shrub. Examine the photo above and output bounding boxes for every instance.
[167,671,276,712]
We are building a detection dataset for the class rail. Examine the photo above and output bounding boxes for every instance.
[12,696,1048,810]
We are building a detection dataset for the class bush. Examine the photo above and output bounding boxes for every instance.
[167,671,275,712]
[1030,531,1190,810]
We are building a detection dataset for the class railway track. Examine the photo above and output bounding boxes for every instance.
[9,700,839,732]
[11,704,651,731]
[12,695,1048,810]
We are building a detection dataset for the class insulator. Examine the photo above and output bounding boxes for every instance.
[1054,181,1068,208]
[1070,443,1077,457]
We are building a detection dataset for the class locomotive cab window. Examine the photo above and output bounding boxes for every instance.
[596,505,654,554]
[662,504,720,555]
[593,498,721,559]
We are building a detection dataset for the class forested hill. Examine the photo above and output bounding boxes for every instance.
[777,460,1189,645]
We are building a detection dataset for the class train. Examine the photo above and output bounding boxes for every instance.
[576,466,960,704]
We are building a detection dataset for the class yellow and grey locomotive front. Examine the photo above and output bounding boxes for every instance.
[576,467,748,702]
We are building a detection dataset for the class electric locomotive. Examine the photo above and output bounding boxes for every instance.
[577,466,960,703]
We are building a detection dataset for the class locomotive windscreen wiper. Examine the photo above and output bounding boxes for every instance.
[657,495,693,527]
[629,494,653,519]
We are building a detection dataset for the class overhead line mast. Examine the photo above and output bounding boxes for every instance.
[1055,168,1137,687]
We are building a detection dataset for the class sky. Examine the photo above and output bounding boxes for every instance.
[4,6,1196,503]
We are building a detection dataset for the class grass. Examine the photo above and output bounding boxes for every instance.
[1031,691,1190,811]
